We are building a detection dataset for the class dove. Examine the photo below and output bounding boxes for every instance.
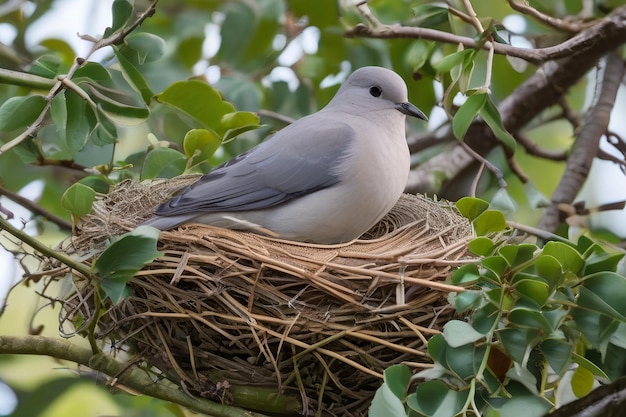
[142,66,427,244]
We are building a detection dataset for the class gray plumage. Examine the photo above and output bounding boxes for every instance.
[142,66,427,244]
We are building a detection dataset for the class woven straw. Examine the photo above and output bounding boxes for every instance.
[52,175,473,416]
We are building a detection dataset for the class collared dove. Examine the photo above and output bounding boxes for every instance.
[142,66,427,243]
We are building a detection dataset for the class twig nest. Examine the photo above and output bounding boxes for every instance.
[58,176,473,415]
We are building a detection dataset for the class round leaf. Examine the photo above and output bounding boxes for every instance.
[443,320,485,347]
[473,209,507,236]
[456,197,489,220]
[183,128,221,163]
[61,183,96,217]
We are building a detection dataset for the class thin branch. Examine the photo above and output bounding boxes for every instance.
[540,53,625,231]
[515,133,568,161]
[506,221,571,243]
[0,213,92,279]
[459,140,507,189]
[507,0,586,33]
[0,185,72,230]
[346,5,626,65]
[0,0,158,157]
[0,335,271,417]
[355,1,382,27]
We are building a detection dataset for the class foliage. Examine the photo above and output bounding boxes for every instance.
[370,197,626,416]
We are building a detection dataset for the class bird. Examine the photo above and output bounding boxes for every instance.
[141,66,428,244]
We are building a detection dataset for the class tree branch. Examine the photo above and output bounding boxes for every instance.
[507,0,586,33]
[0,0,158,157]
[346,6,626,65]
[407,7,626,195]
[0,213,92,279]
[0,185,72,230]
[540,53,625,231]
[0,335,271,417]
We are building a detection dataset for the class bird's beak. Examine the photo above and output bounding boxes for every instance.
[395,102,428,121]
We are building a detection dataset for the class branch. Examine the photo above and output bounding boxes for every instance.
[0,185,72,230]
[540,53,625,231]
[0,213,92,278]
[0,335,271,417]
[0,0,158,157]
[346,5,626,64]
[507,0,586,33]
[408,10,626,195]
[515,133,568,161]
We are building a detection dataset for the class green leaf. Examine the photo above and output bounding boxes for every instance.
[499,394,552,417]
[443,320,484,347]
[473,303,500,333]
[369,383,406,417]
[183,129,221,164]
[61,183,96,217]
[451,290,482,313]
[65,90,91,152]
[498,243,537,268]
[499,328,539,364]
[535,255,562,290]
[94,226,162,303]
[85,84,150,120]
[479,96,516,151]
[114,48,155,104]
[73,62,112,84]
[514,277,550,306]
[383,365,411,401]
[468,236,495,256]
[482,255,509,279]
[29,55,62,79]
[221,111,263,142]
[456,197,489,220]
[571,366,595,398]
[506,363,538,394]
[427,334,447,363]
[541,241,584,274]
[579,272,626,320]
[584,251,624,275]
[508,309,553,333]
[125,32,166,64]
[0,95,47,132]
[141,148,187,180]
[91,107,118,145]
[409,381,469,417]
[474,209,507,236]
[540,339,573,375]
[452,93,487,140]
[156,80,237,136]
[108,0,133,35]
[571,353,609,380]
[433,49,475,74]
[78,175,111,194]
[451,263,480,285]
[411,3,450,28]
[446,343,483,380]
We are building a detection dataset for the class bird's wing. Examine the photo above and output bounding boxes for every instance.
[154,116,355,216]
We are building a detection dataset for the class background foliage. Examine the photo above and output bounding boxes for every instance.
[1,0,626,416]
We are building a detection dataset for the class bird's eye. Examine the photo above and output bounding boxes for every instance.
[369,86,382,97]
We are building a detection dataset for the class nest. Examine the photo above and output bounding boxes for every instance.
[50,176,473,416]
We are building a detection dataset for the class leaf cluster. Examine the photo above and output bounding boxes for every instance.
[371,197,626,417]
